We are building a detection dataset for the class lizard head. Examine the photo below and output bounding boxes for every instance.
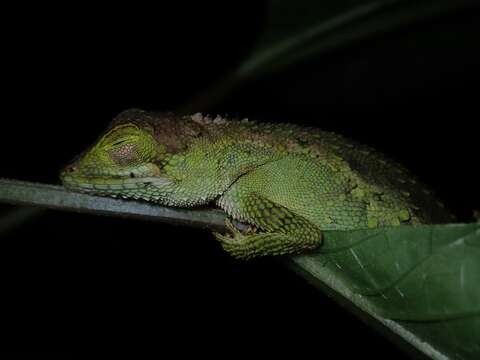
[60,121,170,197]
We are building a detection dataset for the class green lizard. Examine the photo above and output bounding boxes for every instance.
[61,109,453,259]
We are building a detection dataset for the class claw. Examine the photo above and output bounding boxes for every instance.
[213,218,247,245]
[225,218,238,234]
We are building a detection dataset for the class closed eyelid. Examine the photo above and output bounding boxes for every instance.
[104,135,140,148]
[99,123,142,146]
[110,137,135,146]
[110,139,129,146]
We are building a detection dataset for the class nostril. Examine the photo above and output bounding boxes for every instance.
[66,166,76,173]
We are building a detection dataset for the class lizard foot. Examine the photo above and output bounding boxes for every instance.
[213,218,258,245]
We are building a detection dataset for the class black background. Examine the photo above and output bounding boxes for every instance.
[1,3,478,358]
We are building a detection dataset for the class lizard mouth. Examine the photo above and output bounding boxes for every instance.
[60,162,171,197]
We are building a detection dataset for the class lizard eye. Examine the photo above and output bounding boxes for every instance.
[107,141,141,166]
[110,139,129,147]
[106,136,139,149]
[95,123,159,168]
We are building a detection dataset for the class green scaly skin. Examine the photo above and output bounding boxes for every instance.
[61,109,453,259]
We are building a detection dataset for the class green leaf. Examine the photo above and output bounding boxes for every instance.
[186,0,475,111]
[235,0,474,79]
[293,223,480,358]
[1,180,479,357]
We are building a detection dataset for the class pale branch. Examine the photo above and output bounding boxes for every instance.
[0,178,226,231]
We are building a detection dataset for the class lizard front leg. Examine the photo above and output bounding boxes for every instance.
[215,193,323,259]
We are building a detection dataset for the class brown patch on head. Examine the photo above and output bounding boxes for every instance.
[111,109,205,154]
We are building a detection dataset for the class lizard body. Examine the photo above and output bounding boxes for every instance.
[61,109,453,259]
